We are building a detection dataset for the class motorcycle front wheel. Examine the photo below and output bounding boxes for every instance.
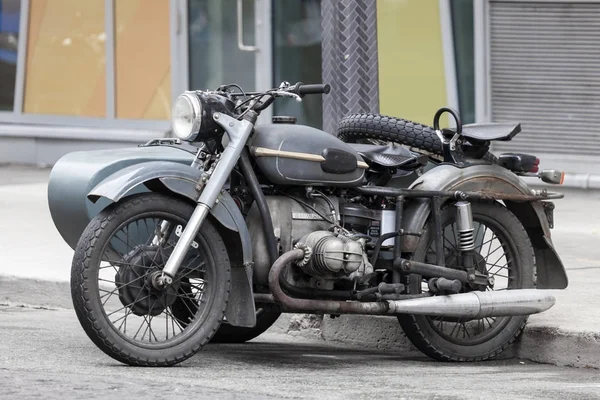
[398,202,535,362]
[71,193,231,367]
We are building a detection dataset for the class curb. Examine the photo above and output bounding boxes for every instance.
[1,276,72,310]
[273,315,600,369]
[4,276,598,369]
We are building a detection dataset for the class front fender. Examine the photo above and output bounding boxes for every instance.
[88,160,252,262]
[401,164,568,289]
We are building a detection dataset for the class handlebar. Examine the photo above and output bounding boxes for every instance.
[292,83,331,96]
[224,81,330,116]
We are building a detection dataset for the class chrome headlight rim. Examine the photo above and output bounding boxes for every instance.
[171,91,202,141]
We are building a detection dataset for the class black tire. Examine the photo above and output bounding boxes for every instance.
[337,113,498,163]
[398,202,535,362]
[337,113,443,155]
[71,193,231,367]
[211,303,281,343]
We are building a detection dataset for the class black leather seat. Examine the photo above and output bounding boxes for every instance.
[349,143,425,169]
[461,122,521,142]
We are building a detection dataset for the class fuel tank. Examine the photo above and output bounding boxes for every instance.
[249,123,365,187]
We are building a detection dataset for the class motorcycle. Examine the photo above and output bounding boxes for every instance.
[48,81,568,366]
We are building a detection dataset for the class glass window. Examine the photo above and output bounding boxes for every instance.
[188,0,255,92]
[0,0,20,111]
[23,0,106,117]
[115,0,171,120]
[450,0,475,124]
[272,0,322,129]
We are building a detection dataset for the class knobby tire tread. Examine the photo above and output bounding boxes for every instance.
[337,113,443,155]
[337,113,499,163]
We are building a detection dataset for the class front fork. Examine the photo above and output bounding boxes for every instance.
[157,112,255,284]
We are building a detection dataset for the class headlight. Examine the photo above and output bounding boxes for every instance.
[171,92,202,141]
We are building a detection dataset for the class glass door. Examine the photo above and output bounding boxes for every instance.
[173,0,323,127]
[272,0,322,128]
[187,0,256,91]
[173,0,271,105]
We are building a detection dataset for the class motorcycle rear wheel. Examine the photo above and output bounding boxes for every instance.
[71,193,231,367]
[398,202,535,362]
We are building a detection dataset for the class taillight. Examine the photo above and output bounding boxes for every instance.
[530,157,540,173]
[497,153,539,173]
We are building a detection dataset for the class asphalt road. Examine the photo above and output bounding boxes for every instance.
[1,306,599,400]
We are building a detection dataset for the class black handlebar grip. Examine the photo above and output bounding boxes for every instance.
[296,83,331,96]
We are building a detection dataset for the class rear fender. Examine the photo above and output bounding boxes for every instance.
[400,164,568,289]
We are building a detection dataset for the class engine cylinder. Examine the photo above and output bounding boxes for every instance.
[295,231,364,277]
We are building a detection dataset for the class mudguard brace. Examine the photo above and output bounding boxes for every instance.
[399,164,568,290]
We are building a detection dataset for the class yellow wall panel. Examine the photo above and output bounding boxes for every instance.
[115,0,171,120]
[377,0,448,126]
[23,0,106,117]
[143,68,171,120]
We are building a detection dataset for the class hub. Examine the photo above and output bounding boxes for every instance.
[115,246,181,317]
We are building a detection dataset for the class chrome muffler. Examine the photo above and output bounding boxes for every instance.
[386,289,556,318]
[268,249,556,318]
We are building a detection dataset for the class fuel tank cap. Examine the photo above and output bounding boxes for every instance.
[272,116,297,124]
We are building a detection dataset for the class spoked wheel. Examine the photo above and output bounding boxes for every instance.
[398,202,535,362]
[211,302,281,343]
[71,193,231,367]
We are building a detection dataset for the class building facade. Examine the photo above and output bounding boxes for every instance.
[0,0,598,181]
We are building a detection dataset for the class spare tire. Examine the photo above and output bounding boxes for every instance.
[337,113,498,163]
[338,113,443,155]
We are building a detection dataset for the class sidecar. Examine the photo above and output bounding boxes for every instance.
[48,142,197,251]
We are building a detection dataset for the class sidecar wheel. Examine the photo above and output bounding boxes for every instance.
[211,302,281,343]
[398,202,534,362]
[71,193,231,367]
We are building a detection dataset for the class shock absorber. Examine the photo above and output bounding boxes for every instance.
[455,201,475,251]
[455,201,476,272]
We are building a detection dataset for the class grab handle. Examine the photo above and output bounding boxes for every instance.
[433,107,462,135]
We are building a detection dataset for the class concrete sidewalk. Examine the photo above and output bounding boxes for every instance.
[1,165,599,368]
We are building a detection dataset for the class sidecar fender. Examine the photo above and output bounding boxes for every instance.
[400,164,568,289]
[48,148,256,327]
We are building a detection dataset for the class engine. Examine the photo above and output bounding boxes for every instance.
[339,204,398,247]
[293,231,366,278]
[245,191,396,289]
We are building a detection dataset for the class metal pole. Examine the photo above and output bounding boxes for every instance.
[393,195,404,283]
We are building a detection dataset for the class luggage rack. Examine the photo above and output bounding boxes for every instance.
[356,185,564,202]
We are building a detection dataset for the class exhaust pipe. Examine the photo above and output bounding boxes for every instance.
[386,289,555,319]
[268,249,556,318]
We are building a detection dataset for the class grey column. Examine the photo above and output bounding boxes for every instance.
[321,0,380,135]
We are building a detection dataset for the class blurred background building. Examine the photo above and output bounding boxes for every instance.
[0,0,598,184]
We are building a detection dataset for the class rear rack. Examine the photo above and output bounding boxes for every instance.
[356,186,564,202]
[359,185,562,283]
